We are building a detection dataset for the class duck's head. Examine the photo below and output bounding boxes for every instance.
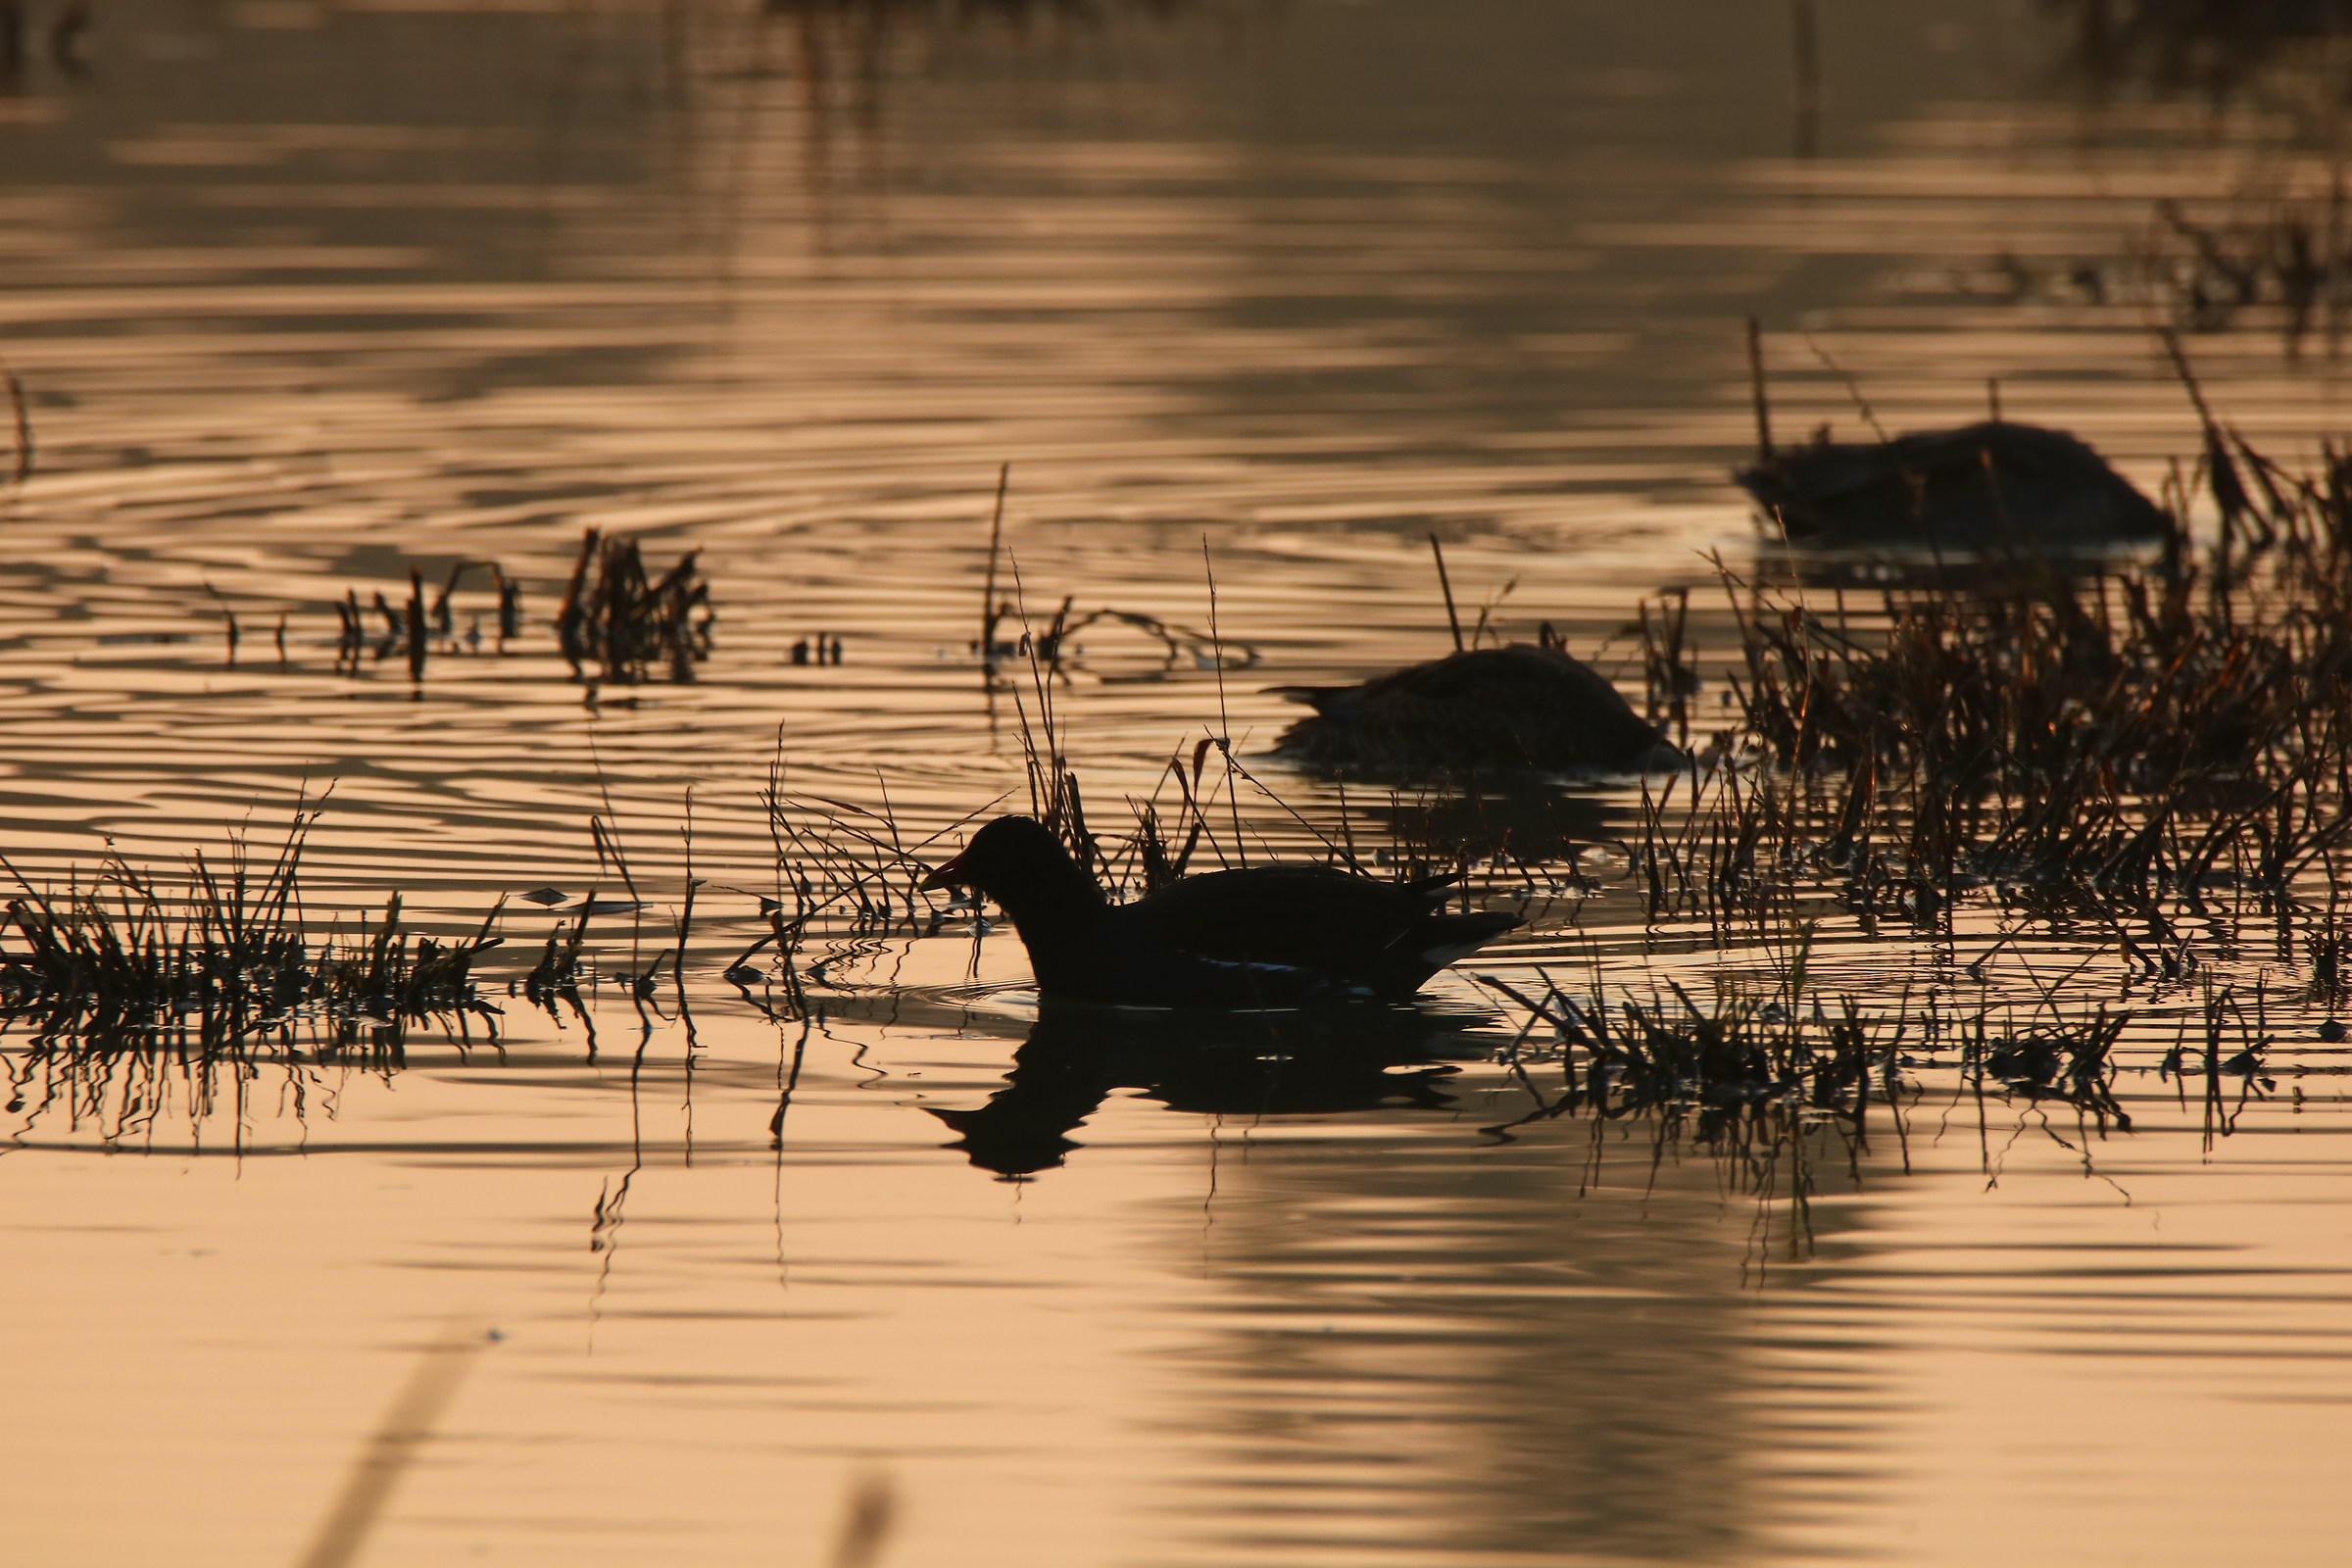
[919,815,1092,901]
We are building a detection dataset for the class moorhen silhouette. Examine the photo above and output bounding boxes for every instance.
[1269,643,1685,777]
[919,815,1521,1008]
[1737,421,2171,551]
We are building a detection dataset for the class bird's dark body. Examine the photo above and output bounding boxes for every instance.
[922,816,1519,1008]
[1123,862,1514,999]
[1736,421,2172,550]
[1271,644,1680,776]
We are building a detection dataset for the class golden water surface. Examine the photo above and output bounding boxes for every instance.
[3,2,2351,1564]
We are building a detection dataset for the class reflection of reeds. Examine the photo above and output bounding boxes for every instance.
[1474,961,2275,1247]
[295,1319,494,1568]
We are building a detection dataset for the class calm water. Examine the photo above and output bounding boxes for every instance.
[6,2,2352,1564]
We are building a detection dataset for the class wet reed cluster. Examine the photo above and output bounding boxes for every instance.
[1639,429,2352,932]
[245,531,710,687]
[1479,971,1908,1170]
[0,819,500,1061]
[557,529,714,685]
[1477,961,2275,1216]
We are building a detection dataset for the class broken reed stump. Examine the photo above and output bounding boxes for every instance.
[557,529,714,685]
[791,634,844,665]
[318,561,514,677]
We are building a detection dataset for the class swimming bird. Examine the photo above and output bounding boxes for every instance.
[1269,642,1684,776]
[1736,420,2172,550]
[919,814,1521,1007]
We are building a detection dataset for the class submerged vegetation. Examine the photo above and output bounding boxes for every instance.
[1466,956,2280,1244]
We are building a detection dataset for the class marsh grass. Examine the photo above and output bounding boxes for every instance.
[1635,427,2352,942]
[1996,192,2352,353]
[557,529,713,685]
[1467,953,2279,1251]
[1474,968,1907,1171]
[0,814,501,1060]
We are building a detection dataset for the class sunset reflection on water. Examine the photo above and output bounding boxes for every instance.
[2,2,2351,1564]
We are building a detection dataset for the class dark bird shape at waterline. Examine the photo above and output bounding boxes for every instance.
[1737,420,2172,550]
[927,1004,1470,1178]
[1268,643,1685,777]
[918,815,1521,1007]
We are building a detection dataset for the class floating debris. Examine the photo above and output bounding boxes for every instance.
[571,898,647,917]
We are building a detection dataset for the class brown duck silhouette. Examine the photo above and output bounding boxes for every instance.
[1738,421,2172,550]
[920,815,1520,1007]
[1270,643,1684,776]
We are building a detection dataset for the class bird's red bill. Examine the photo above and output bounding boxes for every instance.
[918,851,971,890]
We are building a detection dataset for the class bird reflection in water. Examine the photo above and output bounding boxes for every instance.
[1372,782,1619,872]
[926,1003,1485,1179]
